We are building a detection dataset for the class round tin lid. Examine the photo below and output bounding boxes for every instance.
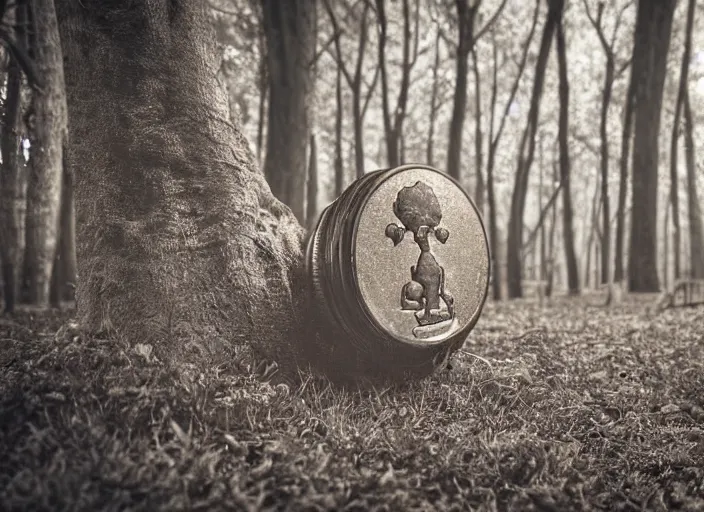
[351,165,490,346]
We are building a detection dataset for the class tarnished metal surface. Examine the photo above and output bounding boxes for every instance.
[306,164,490,368]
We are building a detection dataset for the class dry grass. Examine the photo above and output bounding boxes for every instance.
[1,295,703,511]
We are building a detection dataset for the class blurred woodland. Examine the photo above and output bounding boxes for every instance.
[0,0,703,316]
[212,0,704,302]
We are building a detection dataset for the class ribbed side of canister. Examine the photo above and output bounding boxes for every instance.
[306,170,386,358]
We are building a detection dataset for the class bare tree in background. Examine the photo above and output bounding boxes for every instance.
[306,133,317,228]
[426,27,442,168]
[670,0,696,283]
[627,0,675,292]
[681,0,704,279]
[554,0,579,295]
[375,0,418,168]
[262,0,317,224]
[583,0,631,299]
[486,3,540,301]
[0,1,29,313]
[324,0,380,181]
[23,0,67,307]
[506,0,562,299]
[683,88,704,279]
[49,155,76,306]
[445,0,506,185]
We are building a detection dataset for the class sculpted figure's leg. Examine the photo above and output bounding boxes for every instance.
[401,281,424,310]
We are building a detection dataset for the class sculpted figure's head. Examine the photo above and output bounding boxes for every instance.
[385,181,449,246]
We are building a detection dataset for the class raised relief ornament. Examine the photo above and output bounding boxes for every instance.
[306,164,490,377]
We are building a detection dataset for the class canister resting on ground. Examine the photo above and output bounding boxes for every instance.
[306,164,491,379]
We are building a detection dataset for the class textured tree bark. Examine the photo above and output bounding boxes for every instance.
[54,1,307,372]
[262,0,316,224]
[506,0,561,299]
[555,12,579,295]
[0,1,28,313]
[628,0,675,292]
[23,0,66,307]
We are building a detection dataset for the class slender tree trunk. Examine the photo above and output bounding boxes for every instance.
[256,28,267,167]
[599,58,614,287]
[614,66,634,284]
[23,0,67,307]
[670,0,696,281]
[54,1,307,372]
[0,2,28,313]
[306,134,317,228]
[584,179,600,289]
[324,0,377,180]
[446,0,477,182]
[471,45,484,216]
[627,0,675,292]
[49,150,77,306]
[334,64,344,198]
[663,198,670,289]
[427,29,441,167]
[262,0,316,224]
[546,156,559,298]
[555,10,579,295]
[376,0,413,169]
[506,0,561,299]
[683,88,704,279]
[352,88,365,177]
[583,0,627,289]
[485,2,539,301]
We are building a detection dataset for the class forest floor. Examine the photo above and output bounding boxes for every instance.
[1,294,703,511]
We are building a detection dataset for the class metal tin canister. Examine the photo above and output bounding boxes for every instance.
[305,164,490,379]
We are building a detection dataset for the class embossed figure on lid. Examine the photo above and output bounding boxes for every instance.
[385,181,458,340]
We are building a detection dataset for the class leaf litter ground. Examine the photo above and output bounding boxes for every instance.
[1,295,703,511]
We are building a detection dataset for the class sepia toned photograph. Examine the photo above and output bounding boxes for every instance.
[0,0,703,510]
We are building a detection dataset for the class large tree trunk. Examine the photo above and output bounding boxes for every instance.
[627,0,675,292]
[683,88,704,279]
[54,1,307,372]
[262,0,316,224]
[0,2,28,313]
[23,0,67,307]
[506,0,561,299]
[555,10,579,295]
